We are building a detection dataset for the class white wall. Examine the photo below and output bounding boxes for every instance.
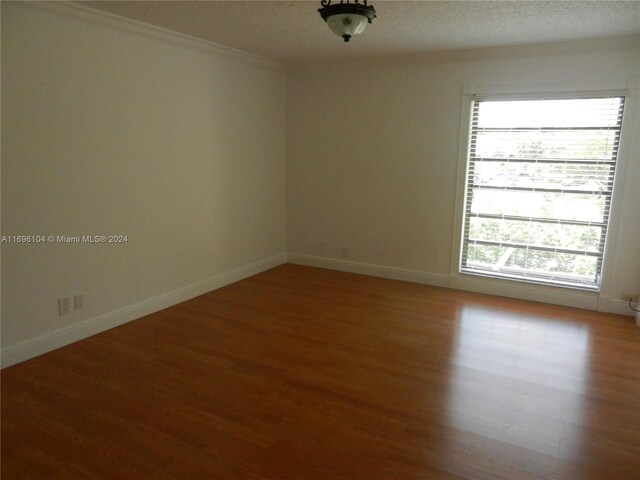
[2,5,638,368]
[1,3,287,365]
[287,37,640,314]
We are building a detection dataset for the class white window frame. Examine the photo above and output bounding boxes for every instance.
[449,81,637,307]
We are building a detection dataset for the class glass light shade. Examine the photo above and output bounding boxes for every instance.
[326,13,369,40]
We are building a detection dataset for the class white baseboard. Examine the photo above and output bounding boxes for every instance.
[286,253,450,288]
[606,298,638,317]
[3,251,635,369]
[449,273,598,311]
[288,252,636,319]
[1,253,287,369]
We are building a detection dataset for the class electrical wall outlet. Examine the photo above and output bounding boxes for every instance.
[342,246,350,259]
[58,298,70,315]
[74,294,84,310]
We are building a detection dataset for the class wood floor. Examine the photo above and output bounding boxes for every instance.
[2,264,639,479]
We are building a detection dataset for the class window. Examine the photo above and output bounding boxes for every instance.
[460,96,625,290]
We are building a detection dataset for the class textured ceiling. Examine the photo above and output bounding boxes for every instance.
[78,1,640,62]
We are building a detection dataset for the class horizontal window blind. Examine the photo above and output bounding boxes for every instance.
[460,96,625,289]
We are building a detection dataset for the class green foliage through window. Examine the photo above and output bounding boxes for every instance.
[460,96,624,289]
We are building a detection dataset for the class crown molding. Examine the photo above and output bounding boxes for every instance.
[291,34,640,69]
[9,1,286,74]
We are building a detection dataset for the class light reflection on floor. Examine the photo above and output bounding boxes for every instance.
[445,304,591,460]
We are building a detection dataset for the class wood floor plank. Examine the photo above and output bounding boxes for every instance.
[2,264,639,479]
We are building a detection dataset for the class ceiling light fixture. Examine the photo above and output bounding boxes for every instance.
[318,0,377,43]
